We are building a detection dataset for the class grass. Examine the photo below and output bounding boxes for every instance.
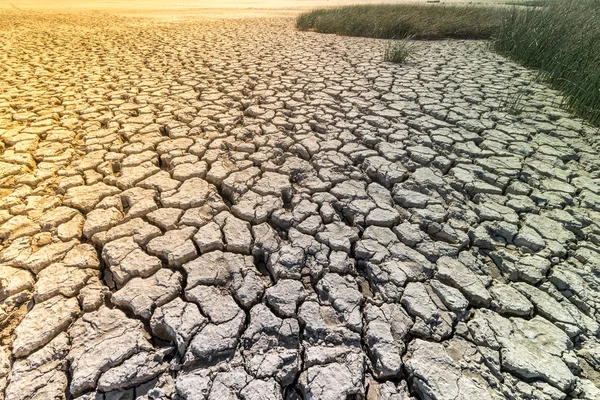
[383,40,416,63]
[500,89,527,115]
[494,0,600,125]
[297,1,600,126]
[296,4,506,40]
[505,0,549,6]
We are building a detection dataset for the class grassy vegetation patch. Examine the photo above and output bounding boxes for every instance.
[494,0,600,125]
[505,0,549,6]
[296,4,506,40]
[383,40,416,64]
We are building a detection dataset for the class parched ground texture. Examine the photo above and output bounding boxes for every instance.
[1,10,600,400]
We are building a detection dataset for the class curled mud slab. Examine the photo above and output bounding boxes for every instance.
[1,10,600,400]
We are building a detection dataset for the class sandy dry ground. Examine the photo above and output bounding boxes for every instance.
[0,0,514,16]
[1,6,600,400]
[0,0,511,8]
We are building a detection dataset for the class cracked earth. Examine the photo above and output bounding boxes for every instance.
[1,9,600,400]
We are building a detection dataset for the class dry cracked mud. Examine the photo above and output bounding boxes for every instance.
[1,9,600,400]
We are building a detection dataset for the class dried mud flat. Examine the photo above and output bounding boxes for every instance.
[1,9,600,400]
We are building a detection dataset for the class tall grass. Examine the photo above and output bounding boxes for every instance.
[296,4,506,40]
[505,0,549,6]
[494,0,600,125]
[384,40,416,64]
